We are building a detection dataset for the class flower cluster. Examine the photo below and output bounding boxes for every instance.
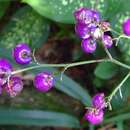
[0,43,54,97]
[74,8,113,53]
[84,93,106,125]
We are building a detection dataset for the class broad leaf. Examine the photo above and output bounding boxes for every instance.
[22,0,93,24]
[111,77,130,109]
[55,73,92,106]
[117,121,124,130]
[103,0,130,62]
[0,108,80,128]
[105,113,130,123]
[22,0,126,25]
[0,6,50,49]
[94,62,119,80]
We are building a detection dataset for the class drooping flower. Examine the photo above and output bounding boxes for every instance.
[85,108,104,125]
[103,35,113,48]
[5,76,23,97]
[92,93,106,110]
[13,43,32,65]
[34,72,54,93]
[82,37,97,53]
[0,59,13,86]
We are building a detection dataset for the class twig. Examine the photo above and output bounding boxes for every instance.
[108,72,130,103]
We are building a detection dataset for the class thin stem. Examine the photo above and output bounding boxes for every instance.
[120,35,130,39]
[114,34,128,46]
[64,59,109,68]
[32,49,40,65]
[111,28,121,35]
[101,31,113,60]
[60,65,69,81]
[111,59,130,69]
[104,46,113,60]
[11,58,130,75]
[108,72,130,102]
[11,64,66,75]
[11,58,109,75]
[112,34,130,46]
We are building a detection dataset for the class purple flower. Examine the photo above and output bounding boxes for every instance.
[74,8,101,25]
[92,11,101,23]
[5,76,23,97]
[75,23,90,39]
[92,93,106,110]
[85,108,104,125]
[91,27,102,39]
[74,8,114,54]
[34,72,54,93]
[13,43,32,65]
[103,35,113,48]
[74,8,93,24]
[100,21,111,32]
[0,59,13,86]
[123,19,130,36]
[82,37,97,53]
[87,22,97,28]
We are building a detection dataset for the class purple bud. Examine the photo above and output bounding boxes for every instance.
[103,35,113,48]
[5,76,23,97]
[13,43,32,65]
[0,59,13,86]
[75,23,90,39]
[85,108,104,125]
[92,11,101,23]
[82,38,97,53]
[0,59,12,72]
[100,21,111,32]
[34,72,54,93]
[92,93,106,110]
[123,19,130,36]
[91,27,102,39]
[74,8,93,24]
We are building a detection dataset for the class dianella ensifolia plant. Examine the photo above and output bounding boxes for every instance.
[1,0,130,128]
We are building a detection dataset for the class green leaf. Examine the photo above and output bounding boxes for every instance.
[93,77,105,88]
[117,121,124,130]
[111,77,130,110]
[22,0,126,24]
[0,6,50,49]
[94,62,119,80]
[105,113,130,123]
[0,0,10,19]
[22,0,92,24]
[55,73,92,106]
[103,0,130,60]
[0,108,80,128]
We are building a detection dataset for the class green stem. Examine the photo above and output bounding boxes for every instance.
[11,58,109,75]
[111,59,130,69]
[11,57,130,75]
[108,72,130,102]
